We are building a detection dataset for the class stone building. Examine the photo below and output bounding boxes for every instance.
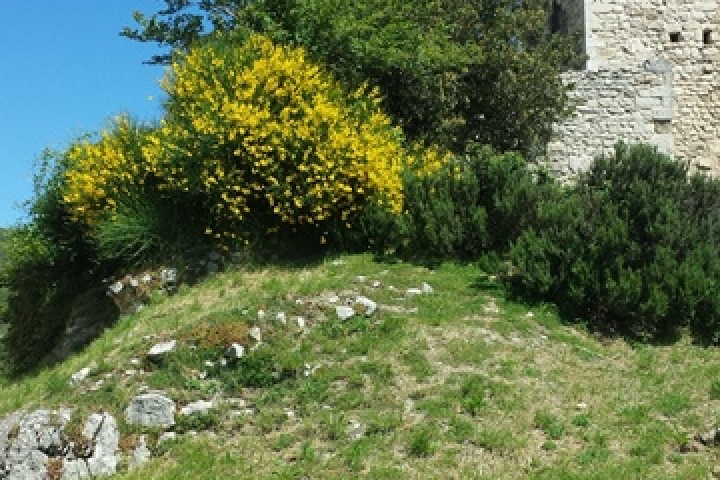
[546,0,720,177]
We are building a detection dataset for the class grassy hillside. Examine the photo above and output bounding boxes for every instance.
[1,254,718,479]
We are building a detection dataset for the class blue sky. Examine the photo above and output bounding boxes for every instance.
[0,1,169,227]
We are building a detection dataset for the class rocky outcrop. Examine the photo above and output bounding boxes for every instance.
[0,409,124,480]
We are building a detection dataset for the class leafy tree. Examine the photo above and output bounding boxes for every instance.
[122,0,582,155]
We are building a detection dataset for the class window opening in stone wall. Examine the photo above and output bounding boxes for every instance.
[669,32,681,43]
[654,119,672,134]
[549,0,569,35]
[703,29,713,45]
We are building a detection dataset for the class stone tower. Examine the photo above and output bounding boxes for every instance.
[546,0,720,177]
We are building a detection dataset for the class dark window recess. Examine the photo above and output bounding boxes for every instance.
[704,29,713,45]
[669,32,681,43]
[654,119,672,134]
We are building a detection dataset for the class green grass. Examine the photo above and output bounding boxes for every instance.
[0,253,718,479]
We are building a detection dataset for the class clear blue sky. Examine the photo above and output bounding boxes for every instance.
[0,1,168,227]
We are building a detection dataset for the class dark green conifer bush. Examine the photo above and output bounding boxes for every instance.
[338,145,555,260]
[510,143,720,341]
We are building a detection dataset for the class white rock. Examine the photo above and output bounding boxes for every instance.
[303,363,319,377]
[125,393,176,428]
[130,358,141,366]
[249,326,262,343]
[276,312,287,324]
[354,296,377,316]
[128,435,152,471]
[257,310,266,320]
[70,365,95,386]
[355,275,367,283]
[296,317,306,329]
[336,305,355,320]
[421,282,434,294]
[129,277,140,288]
[108,281,124,295]
[180,400,215,416]
[160,268,178,284]
[141,273,153,284]
[347,420,365,440]
[225,343,245,359]
[370,280,382,288]
[526,312,535,318]
[330,259,345,266]
[204,360,216,368]
[324,294,341,304]
[147,340,177,358]
[219,358,228,367]
[406,288,423,296]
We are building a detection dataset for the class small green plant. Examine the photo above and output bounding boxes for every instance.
[571,414,591,428]
[709,380,720,400]
[175,411,221,433]
[408,426,435,457]
[534,411,565,440]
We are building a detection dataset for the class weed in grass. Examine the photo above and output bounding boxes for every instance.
[408,426,436,457]
[443,338,493,365]
[344,437,377,471]
[401,349,436,380]
[364,412,403,436]
[542,440,558,451]
[710,380,720,400]
[174,411,221,433]
[448,415,475,443]
[618,404,651,425]
[475,428,519,452]
[273,433,297,451]
[654,392,691,417]
[43,371,69,398]
[628,434,664,464]
[299,441,317,464]
[534,411,565,440]
[576,431,611,465]
[571,414,591,428]
[367,466,405,479]
[575,444,612,465]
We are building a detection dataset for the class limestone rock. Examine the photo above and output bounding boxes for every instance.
[147,340,177,359]
[225,343,245,359]
[125,393,175,428]
[354,296,377,316]
[70,362,98,387]
[180,400,215,416]
[128,435,152,471]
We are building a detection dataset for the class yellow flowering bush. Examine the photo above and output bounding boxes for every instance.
[144,33,407,241]
[62,116,155,226]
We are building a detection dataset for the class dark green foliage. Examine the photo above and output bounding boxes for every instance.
[214,348,295,389]
[93,192,209,265]
[0,149,108,373]
[345,146,555,261]
[510,143,720,341]
[123,0,580,155]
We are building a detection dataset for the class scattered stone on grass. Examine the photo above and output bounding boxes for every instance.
[125,393,175,428]
[147,340,176,359]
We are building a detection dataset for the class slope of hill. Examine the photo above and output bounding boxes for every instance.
[1,254,718,479]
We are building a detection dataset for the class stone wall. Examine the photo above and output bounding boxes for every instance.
[546,0,720,176]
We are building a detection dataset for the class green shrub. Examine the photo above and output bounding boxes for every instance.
[509,143,720,341]
[345,145,555,261]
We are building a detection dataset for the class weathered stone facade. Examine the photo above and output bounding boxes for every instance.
[546,0,720,177]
